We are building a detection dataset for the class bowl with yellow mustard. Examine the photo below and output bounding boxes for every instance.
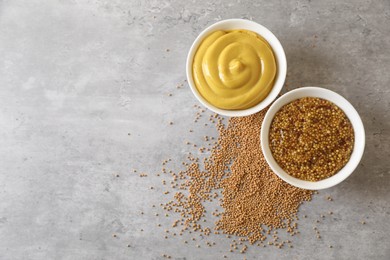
[186,19,287,117]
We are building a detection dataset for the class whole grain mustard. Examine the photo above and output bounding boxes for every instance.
[193,30,277,110]
[269,97,354,181]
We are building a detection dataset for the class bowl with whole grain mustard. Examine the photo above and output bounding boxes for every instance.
[261,87,365,190]
[186,19,287,117]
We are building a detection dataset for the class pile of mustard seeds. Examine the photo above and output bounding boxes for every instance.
[269,97,354,181]
[159,107,313,250]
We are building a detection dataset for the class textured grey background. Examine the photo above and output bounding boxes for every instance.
[0,0,389,259]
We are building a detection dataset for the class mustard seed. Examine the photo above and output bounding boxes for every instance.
[269,97,354,181]
[140,107,315,252]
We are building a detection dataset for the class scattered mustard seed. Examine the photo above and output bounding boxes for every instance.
[138,107,319,252]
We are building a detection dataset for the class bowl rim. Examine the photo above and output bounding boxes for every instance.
[186,18,287,117]
[261,86,365,190]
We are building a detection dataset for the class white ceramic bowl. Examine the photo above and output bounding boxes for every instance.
[186,19,287,117]
[261,87,365,190]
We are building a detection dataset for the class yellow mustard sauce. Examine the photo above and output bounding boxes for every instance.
[192,30,277,110]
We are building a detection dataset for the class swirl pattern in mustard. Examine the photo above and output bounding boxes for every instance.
[193,30,277,110]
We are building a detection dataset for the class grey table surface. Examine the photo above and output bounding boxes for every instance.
[0,0,389,259]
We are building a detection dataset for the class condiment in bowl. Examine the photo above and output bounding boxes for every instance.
[186,19,287,117]
[261,87,365,190]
